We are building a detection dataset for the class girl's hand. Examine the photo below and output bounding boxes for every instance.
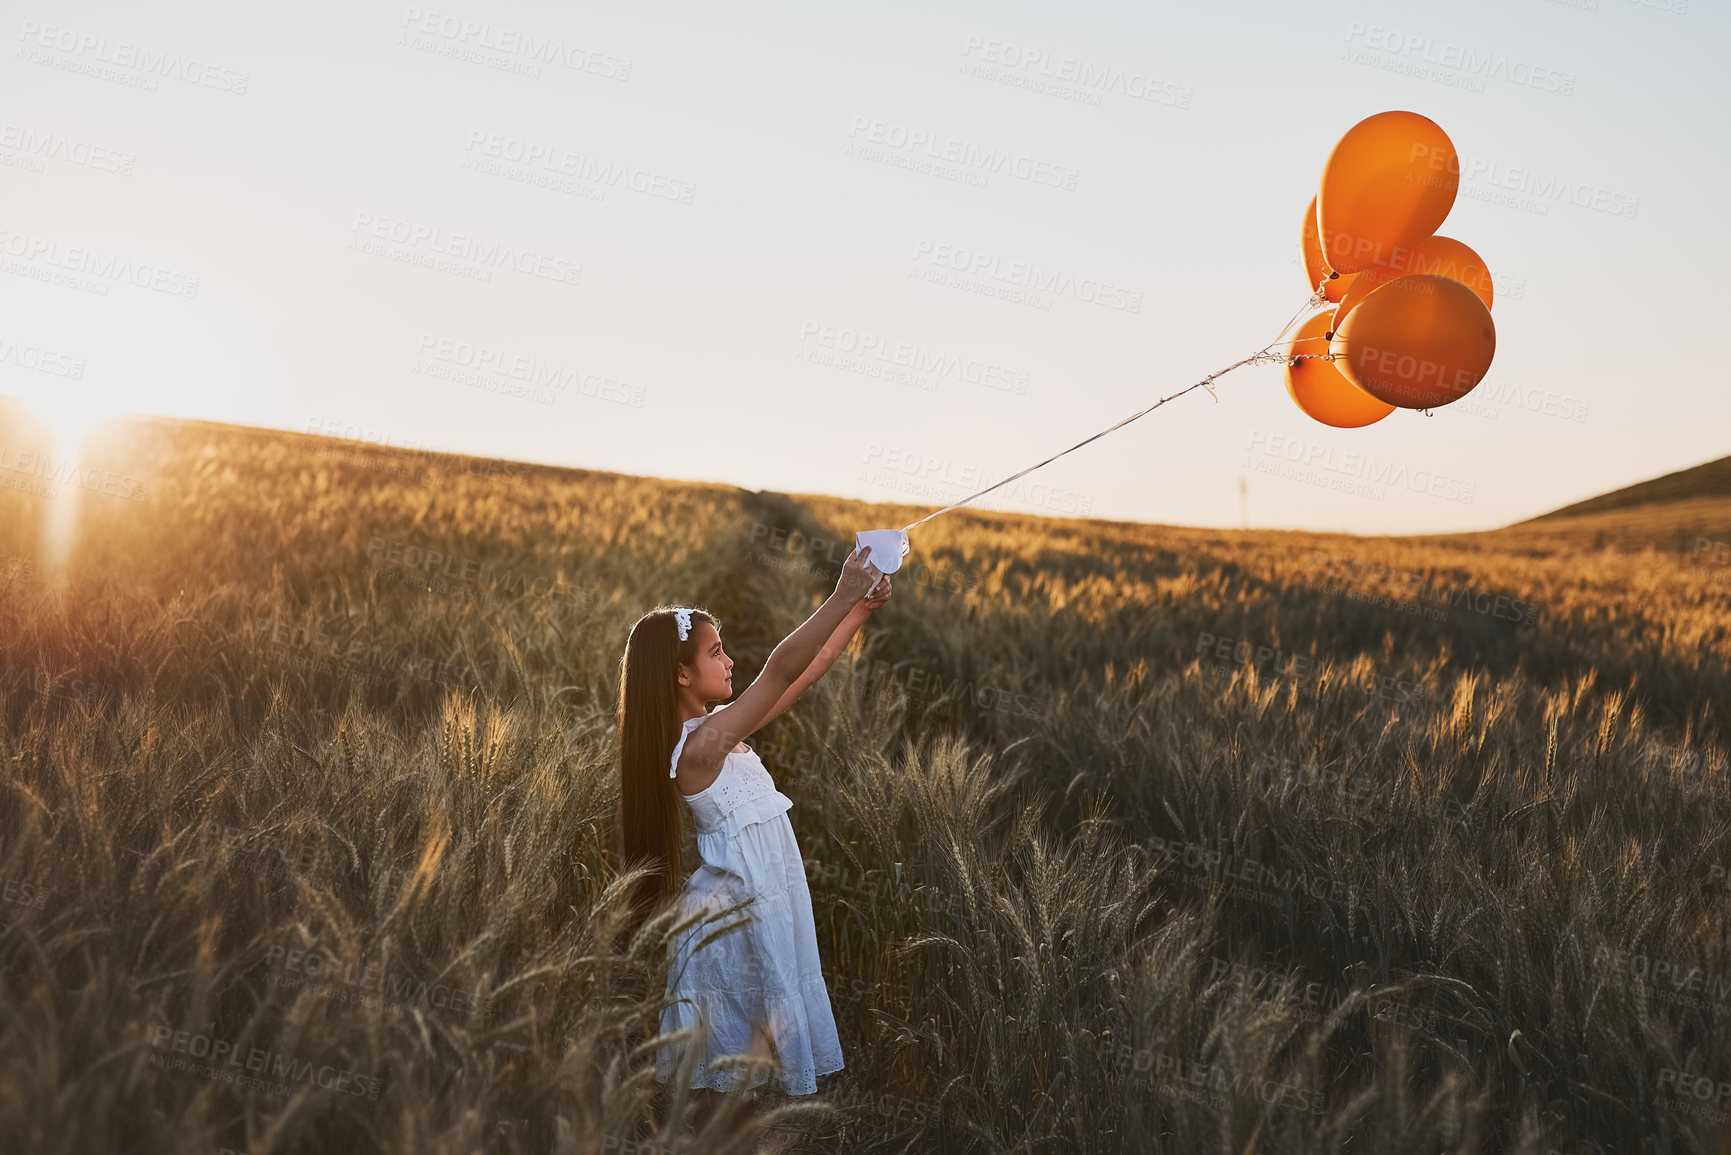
[834,544,884,605]
[860,574,892,613]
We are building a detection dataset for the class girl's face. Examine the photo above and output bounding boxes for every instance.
[678,620,734,703]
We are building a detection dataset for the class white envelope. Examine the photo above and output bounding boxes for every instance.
[855,529,910,595]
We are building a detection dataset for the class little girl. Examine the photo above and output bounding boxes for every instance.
[615,545,891,1108]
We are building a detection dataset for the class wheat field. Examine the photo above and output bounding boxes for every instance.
[2,405,1729,1154]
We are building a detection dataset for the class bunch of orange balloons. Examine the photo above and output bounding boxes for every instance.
[1286,110,1497,429]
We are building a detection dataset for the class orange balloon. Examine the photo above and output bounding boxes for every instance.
[1300,195,1358,304]
[1331,234,1494,332]
[1318,111,1459,275]
[1331,274,1496,410]
[1285,310,1394,428]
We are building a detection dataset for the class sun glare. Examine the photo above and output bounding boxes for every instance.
[30,394,112,461]
[16,392,126,578]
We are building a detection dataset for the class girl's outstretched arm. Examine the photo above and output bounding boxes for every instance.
[764,545,881,680]
[752,602,872,729]
[681,547,882,772]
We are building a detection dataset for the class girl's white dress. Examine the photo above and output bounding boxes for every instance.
[654,711,845,1095]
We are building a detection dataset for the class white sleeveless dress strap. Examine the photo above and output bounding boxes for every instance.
[668,714,788,834]
[669,714,705,778]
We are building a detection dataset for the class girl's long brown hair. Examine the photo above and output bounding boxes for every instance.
[617,605,718,935]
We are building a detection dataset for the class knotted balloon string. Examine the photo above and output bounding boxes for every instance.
[895,289,1331,536]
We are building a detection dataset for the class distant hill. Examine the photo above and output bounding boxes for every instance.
[1456,453,1731,556]
[1524,454,1731,522]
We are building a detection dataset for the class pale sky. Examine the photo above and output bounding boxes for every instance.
[2,0,1724,534]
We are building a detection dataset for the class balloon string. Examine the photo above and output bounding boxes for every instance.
[895,290,1328,536]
